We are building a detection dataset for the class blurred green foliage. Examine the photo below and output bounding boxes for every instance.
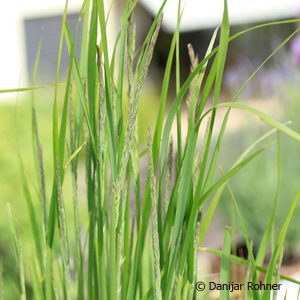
[0,92,53,298]
[219,63,300,259]
[0,86,159,298]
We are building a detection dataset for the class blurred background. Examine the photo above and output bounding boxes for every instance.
[1,0,300,298]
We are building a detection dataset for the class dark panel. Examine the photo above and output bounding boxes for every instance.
[24,12,83,84]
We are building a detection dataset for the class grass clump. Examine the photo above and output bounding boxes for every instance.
[2,0,300,299]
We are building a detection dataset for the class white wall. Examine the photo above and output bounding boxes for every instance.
[0,0,118,100]
[140,0,300,32]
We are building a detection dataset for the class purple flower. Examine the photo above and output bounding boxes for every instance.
[291,34,300,64]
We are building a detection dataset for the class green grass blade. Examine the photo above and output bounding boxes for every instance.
[148,131,162,300]
[96,0,118,181]
[233,28,300,103]
[87,0,98,137]
[7,204,26,300]
[55,157,70,300]
[85,146,97,300]
[214,0,229,108]
[241,255,251,300]
[164,139,173,219]
[46,248,53,300]
[47,0,69,247]
[76,0,90,139]
[31,36,42,85]
[0,256,2,300]
[49,54,79,254]
[191,212,201,299]
[198,185,225,247]
[117,166,129,300]
[177,143,270,280]
[30,257,44,300]
[96,44,108,300]
[226,181,260,300]
[122,170,131,299]
[152,33,176,168]
[135,1,167,76]
[32,108,48,240]
[262,187,300,299]
[255,131,280,272]
[159,52,216,176]
[200,248,300,285]
[64,20,97,153]
[198,124,280,249]
[53,0,69,162]
[175,0,182,164]
[196,0,229,195]
[219,226,231,300]
[219,102,300,142]
[201,144,269,206]
[0,87,46,93]
[115,0,130,132]
[164,120,201,298]
[30,34,48,247]
[18,158,43,271]
[187,27,218,138]
[68,102,85,297]
[233,125,289,168]
[58,15,80,169]
[273,248,284,300]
